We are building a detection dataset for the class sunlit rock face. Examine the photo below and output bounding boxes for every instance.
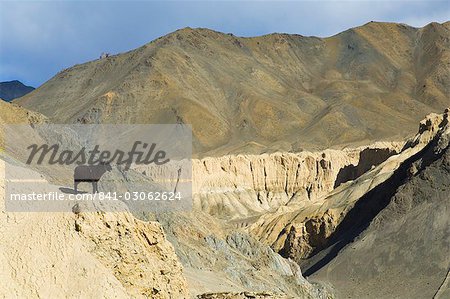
[248,109,449,262]
[0,160,189,299]
[191,144,401,218]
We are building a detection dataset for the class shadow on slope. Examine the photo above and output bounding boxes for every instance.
[303,130,448,277]
[333,147,397,188]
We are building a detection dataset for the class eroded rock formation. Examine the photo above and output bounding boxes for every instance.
[310,108,450,298]
[249,109,449,262]
[191,143,402,219]
[0,159,188,298]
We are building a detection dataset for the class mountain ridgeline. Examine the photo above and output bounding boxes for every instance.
[17,21,450,156]
[2,20,450,299]
[0,80,34,102]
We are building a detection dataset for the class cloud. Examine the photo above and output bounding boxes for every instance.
[1,1,448,86]
[398,8,450,27]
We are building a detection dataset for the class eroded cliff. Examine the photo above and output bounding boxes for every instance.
[0,158,189,298]
[191,143,402,219]
[249,109,449,261]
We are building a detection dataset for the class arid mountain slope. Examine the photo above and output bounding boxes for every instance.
[0,104,331,299]
[309,109,450,298]
[246,110,446,259]
[0,100,47,125]
[17,21,450,156]
[152,212,332,298]
[0,159,189,298]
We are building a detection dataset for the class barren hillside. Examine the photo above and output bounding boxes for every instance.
[309,108,450,298]
[17,21,450,156]
[3,21,450,298]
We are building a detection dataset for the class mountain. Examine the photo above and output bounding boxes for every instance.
[0,101,332,298]
[3,21,450,298]
[0,80,35,101]
[17,21,450,156]
[244,108,450,298]
[308,109,450,298]
[0,100,46,125]
[1,106,448,298]
[0,159,189,298]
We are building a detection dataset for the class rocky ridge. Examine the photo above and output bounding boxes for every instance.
[248,109,449,261]
[0,80,34,102]
[190,142,402,219]
[310,107,450,298]
[0,158,189,298]
[17,22,450,155]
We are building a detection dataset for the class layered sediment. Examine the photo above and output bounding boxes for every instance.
[0,159,189,298]
[249,109,449,261]
[191,143,401,219]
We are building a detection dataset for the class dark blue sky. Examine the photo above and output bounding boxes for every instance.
[1,1,449,87]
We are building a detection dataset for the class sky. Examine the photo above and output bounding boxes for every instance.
[1,1,449,87]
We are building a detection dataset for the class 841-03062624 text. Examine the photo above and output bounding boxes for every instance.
[9,191,183,202]
[98,191,182,201]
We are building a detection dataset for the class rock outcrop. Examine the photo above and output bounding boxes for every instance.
[0,158,189,298]
[248,109,449,261]
[74,203,189,298]
[309,107,450,298]
[191,143,401,219]
[154,211,333,298]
